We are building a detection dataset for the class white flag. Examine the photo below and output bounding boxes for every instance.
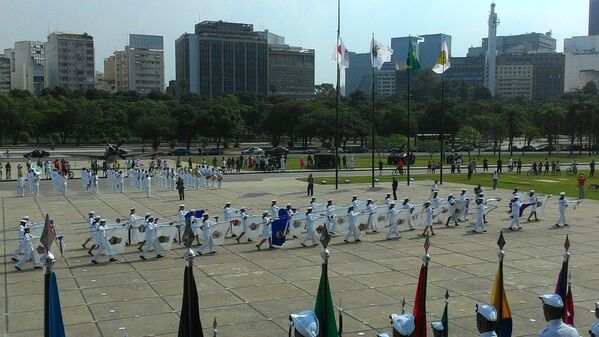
[432,40,451,74]
[370,38,393,70]
[332,37,350,68]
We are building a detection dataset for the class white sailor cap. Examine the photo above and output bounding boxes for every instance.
[377,332,390,337]
[448,193,454,197]
[263,211,269,215]
[287,203,292,207]
[367,198,373,201]
[190,209,196,213]
[88,211,95,215]
[328,199,333,202]
[431,321,444,331]
[225,201,231,205]
[461,188,466,192]
[390,201,396,205]
[311,197,316,200]
[100,219,107,222]
[179,204,185,208]
[513,195,520,199]
[272,199,277,203]
[23,216,30,220]
[386,193,391,196]
[391,313,415,335]
[20,219,27,223]
[203,212,209,217]
[307,207,313,210]
[529,190,535,193]
[94,215,101,220]
[539,294,564,308]
[145,212,151,216]
[352,195,357,198]
[559,192,566,196]
[290,310,319,337]
[476,303,498,322]
[130,207,136,211]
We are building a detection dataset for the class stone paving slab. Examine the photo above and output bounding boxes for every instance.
[1,175,599,336]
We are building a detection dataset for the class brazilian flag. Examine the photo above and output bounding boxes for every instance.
[314,262,337,336]
[406,40,421,72]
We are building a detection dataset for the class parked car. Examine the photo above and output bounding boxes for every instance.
[455,145,474,152]
[266,146,289,156]
[513,145,535,152]
[241,147,264,155]
[534,144,556,152]
[23,149,50,158]
[201,148,224,156]
[344,146,369,153]
[168,148,192,156]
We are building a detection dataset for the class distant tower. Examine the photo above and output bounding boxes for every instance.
[487,2,499,96]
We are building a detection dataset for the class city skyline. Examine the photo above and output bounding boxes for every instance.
[0,0,590,85]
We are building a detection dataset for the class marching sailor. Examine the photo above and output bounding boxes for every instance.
[325,200,337,235]
[224,202,237,237]
[91,219,117,264]
[386,313,416,337]
[344,206,361,243]
[384,193,392,206]
[271,200,279,220]
[286,203,299,239]
[538,294,579,337]
[31,172,40,196]
[309,197,318,210]
[82,211,96,249]
[11,219,27,262]
[366,199,378,232]
[17,175,25,197]
[527,190,539,222]
[445,194,459,227]
[421,201,435,237]
[472,196,486,233]
[431,180,439,199]
[402,198,415,230]
[14,224,41,271]
[386,201,401,240]
[351,195,360,211]
[129,208,142,245]
[196,213,216,255]
[140,216,164,260]
[256,211,273,250]
[458,189,469,221]
[300,207,319,247]
[509,195,522,231]
[236,207,251,243]
[555,192,571,228]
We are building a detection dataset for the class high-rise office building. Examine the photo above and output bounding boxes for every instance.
[102,34,164,94]
[590,0,599,35]
[481,32,556,55]
[267,44,315,101]
[175,21,268,97]
[391,34,451,69]
[11,41,45,96]
[445,56,486,89]
[45,32,95,90]
[0,52,11,93]
[564,35,599,91]
[344,52,373,95]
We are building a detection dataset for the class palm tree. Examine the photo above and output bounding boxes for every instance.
[537,103,565,156]
[501,104,525,156]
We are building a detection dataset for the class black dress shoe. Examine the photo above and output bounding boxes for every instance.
[139,255,146,260]
[156,255,164,259]
[15,266,21,271]
[91,260,98,264]
[109,258,117,262]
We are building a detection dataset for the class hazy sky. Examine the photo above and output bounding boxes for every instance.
[0,0,590,85]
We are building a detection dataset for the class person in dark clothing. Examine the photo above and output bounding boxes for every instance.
[590,159,595,177]
[497,159,503,174]
[307,174,314,197]
[392,177,398,200]
[176,177,185,200]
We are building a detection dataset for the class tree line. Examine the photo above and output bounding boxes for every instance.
[1,71,598,156]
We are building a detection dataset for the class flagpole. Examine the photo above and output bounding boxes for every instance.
[407,36,411,186]
[44,254,53,337]
[371,33,376,189]
[335,0,340,190]
[440,64,445,185]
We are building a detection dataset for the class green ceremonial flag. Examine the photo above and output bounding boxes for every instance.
[314,263,337,337]
[406,40,421,72]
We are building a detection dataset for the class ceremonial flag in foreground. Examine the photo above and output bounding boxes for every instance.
[371,38,393,70]
[47,272,66,337]
[178,218,204,337]
[432,40,451,74]
[491,232,512,337]
[406,40,421,72]
[554,235,574,325]
[40,214,56,253]
[441,290,449,337]
[413,237,431,337]
[314,227,337,337]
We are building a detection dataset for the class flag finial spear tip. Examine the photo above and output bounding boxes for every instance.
[445,289,449,300]
[497,230,506,250]
[564,234,570,252]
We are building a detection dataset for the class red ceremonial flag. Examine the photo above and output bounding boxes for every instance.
[564,284,575,326]
[413,238,430,337]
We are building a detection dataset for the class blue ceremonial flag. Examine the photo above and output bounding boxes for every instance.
[271,218,287,247]
[48,272,66,337]
[184,210,204,220]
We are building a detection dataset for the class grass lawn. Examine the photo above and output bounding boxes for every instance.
[300,170,599,201]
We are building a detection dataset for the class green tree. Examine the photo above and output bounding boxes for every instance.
[455,126,482,161]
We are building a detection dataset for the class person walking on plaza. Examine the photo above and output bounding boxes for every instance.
[301,207,319,247]
[386,201,401,240]
[591,159,596,177]
[392,177,398,200]
[15,225,40,271]
[176,176,185,200]
[421,202,435,237]
[256,211,273,250]
[140,216,164,260]
[306,173,314,197]
[492,170,498,190]
[527,190,539,222]
[344,206,361,243]
[578,174,586,199]
[509,195,522,231]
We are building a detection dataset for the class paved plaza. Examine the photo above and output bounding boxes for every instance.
[1,174,598,337]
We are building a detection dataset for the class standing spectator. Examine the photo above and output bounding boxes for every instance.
[544,159,550,175]
[349,154,356,169]
[176,176,185,200]
[392,177,398,200]
[427,160,432,174]
[590,159,595,177]
[497,158,503,174]
[467,164,473,180]
[492,170,498,190]
[578,174,586,199]
[508,157,513,171]
[306,173,314,197]
[342,155,347,169]
[556,161,561,175]
[483,158,488,172]
[300,156,305,169]
[516,159,522,174]
[279,156,285,171]
[6,162,11,179]
[378,159,383,176]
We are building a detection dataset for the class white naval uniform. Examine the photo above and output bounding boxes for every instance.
[538,319,578,337]
[510,200,521,230]
[326,205,337,233]
[17,177,25,197]
[32,174,39,196]
[479,332,498,337]
[529,194,538,213]
[472,202,485,233]
[145,176,152,197]
[196,220,215,254]
[423,206,433,228]
[386,207,401,239]
[367,203,377,231]
[12,223,26,259]
[261,215,272,240]
[271,205,279,220]
[301,213,318,246]
[141,221,161,257]
[402,202,415,229]
[16,232,39,269]
[556,198,568,226]
[92,223,110,262]
[344,210,361,241]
